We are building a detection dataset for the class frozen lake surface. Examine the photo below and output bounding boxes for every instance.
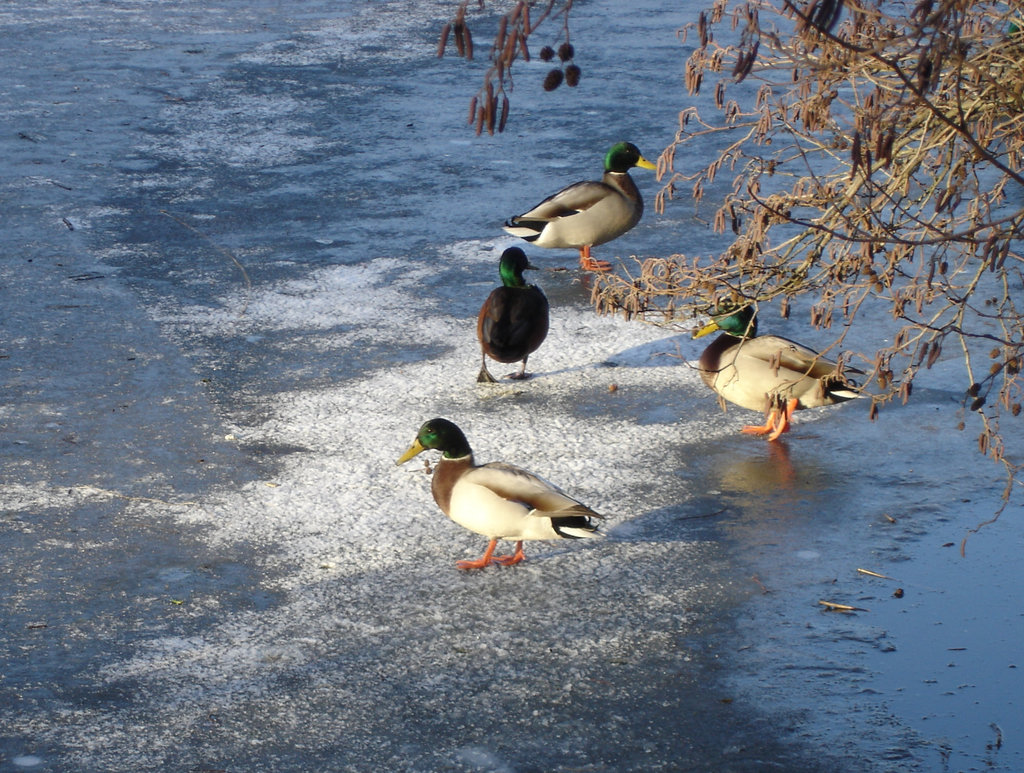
[2,0,1022,770]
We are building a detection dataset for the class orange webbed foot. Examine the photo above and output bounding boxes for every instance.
[766,399,799,441]
[455,557,494,570]
[456,539,499,570]
[579,256,612,272]
[741,411,778,436]
[578,246,612,272]
[490,541,525,566]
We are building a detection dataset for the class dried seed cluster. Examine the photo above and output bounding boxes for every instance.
[542,41,581,90]
[438,1,581,134]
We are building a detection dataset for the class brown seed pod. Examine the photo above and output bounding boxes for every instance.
[901,381,914,402]
[494,17,507,55]
[916,55,933,92]
[970,396,986,411]
[689,69,703,95]
[498,96,510,133]
[733,41,758,83]
[558,42,575,61]
[543,68,564,91]
[519,33,530,61]
[540,45,555,61]
[503,28,518,62]
[565,64,581,87]
[437,23,451,57]
[881,129,895,167]
[486,94,496,135]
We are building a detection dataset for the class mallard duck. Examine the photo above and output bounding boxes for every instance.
[477,247,550,383]
[395,418,602,569]
[503,141,657,272]
[694,305,860,440]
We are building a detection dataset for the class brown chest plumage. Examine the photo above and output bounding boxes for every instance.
[431,455,473,516]
[698,333,735,389]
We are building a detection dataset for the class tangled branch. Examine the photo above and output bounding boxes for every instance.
[437,0,580,134]
[592,0,1024,496]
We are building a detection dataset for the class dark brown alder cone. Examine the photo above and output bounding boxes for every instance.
[543,68,564,91]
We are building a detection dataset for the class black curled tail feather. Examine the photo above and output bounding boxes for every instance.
[823,374,862,402]
[552,515,602,539]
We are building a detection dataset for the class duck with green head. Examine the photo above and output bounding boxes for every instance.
[477,247,549,383]
[694,305,860,440]
[503,141,657,272]
[396,418,603,569]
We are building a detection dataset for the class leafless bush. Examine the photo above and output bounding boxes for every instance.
[591,0,1024,501]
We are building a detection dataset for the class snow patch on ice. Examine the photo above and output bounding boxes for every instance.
[150,92,328,169]
[238,1,449,67]
[57,235,725,766]
[138,240,714,565]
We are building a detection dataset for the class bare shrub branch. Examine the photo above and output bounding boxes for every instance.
[592,0,1024,503]
[438,1,578,134]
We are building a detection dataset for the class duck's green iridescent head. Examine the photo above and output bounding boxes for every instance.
[396,418,473,465]
[693,304,758,340]
[497,247,536,288]
[604,142,657,174]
